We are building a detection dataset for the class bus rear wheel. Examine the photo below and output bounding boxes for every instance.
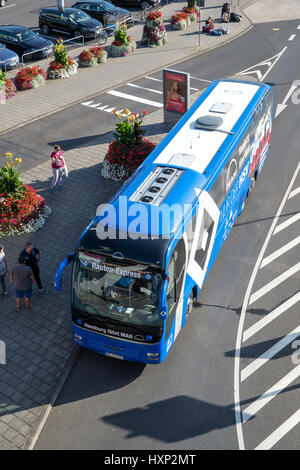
[186,293,194,319]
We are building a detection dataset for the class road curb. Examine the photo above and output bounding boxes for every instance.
[0,15,254,137]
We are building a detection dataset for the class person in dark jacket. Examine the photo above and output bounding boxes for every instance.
[20,242,47,294]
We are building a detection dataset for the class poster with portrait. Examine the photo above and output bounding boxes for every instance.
[163,69,190,124]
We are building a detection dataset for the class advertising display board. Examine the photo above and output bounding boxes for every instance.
[163,69,190,125]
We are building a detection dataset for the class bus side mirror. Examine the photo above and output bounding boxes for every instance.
[54,253,75,291]
[159,278,168,320]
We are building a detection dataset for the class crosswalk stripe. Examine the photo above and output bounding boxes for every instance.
[288,186,300,199]
[249,262,300,305]
[104,107,117,113]
[241,326,300,382]
[242,363,300,423]
[243,292,300,342]
[260,236,300,268]
[81,101,94,106]
[273,212,300,235]
[255,408,300,450]
[107,90,163,107]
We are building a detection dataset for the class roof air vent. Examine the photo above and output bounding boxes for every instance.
[130,166,184,206]
[195,115,223,129]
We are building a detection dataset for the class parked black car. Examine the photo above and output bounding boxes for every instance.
[0,41,20,70]
[71,1,131,29]
[110,0,160,8]
[39,7,104,38]
[0,26,54,61]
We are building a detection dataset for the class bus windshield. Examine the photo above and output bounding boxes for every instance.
[72,251,163,329]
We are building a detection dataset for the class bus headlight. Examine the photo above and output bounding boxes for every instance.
[147,353,160,357]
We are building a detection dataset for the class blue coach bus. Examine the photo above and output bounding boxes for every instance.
[55,79,273,364]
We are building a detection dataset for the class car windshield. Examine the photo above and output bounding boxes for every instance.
[16,29,38,42]
[98,0,118,10]
[69,10,91,22]
[72,251,163,328]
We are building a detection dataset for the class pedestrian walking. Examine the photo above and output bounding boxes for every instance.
[50,144,68,192]
[10,255,35,311]
[0,244,8,297]
[20,242,47,294]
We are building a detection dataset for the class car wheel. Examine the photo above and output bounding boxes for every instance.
[0,0,6,8]
[41,24,50,35]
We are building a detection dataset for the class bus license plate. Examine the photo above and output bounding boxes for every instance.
[105,352,124,360]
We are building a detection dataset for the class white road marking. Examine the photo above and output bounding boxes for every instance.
[127,83,163,94]
[234,161,300,449]
[238,47,287,82]
[298,25,300,30]
[89,102,102,108]
[260,236,300,268]
[288,34,296,41]
[242,364,300,423]
[103,107,117,113]
[145,76,162,82]
[249,263,300,305]
[97,104,109,110]
[273,212,300,234]
[241,326,300,382]
[107,90,163,107]
[288,186,300,199]
[190,76,212,83]
[81,101,94,106]
[243,292,300,343]
[274,82,299,118]
[0,3,16,9]
[255,408,300,450]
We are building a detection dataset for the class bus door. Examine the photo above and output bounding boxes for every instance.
[187,190,220,289]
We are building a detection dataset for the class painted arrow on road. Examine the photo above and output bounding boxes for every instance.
[275,82,299,118]
[237,47,287,82]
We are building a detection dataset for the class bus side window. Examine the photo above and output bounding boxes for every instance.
[166,254,176,312]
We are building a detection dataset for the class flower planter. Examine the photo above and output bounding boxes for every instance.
[15,66,47,91]
[5,78,17,100]
[0,185,52,237]
[78,47,108,67]
[108,40,136,57]
[102,139,156,183]
[47,61,78,79]
[142,11,167,47]
[171,19,188,30]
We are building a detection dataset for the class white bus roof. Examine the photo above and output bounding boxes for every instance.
[154,80,261,174]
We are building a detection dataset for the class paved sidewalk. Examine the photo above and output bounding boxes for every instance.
[0,0,255,451]
[0,0,252,135]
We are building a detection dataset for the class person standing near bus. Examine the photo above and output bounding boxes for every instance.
[10,255,35,312]
[20,242,47,295]
[50,144,68,192]
[0,244,8,297]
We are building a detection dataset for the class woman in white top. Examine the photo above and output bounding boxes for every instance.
[0,244,8,296]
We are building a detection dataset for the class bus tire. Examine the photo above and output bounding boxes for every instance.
[186,293,194,319]
[249,176,255,193]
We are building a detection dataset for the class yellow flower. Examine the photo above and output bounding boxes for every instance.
[128,115,135,122]
[7,163,11,167]
[5,152,12,157]
[117,113,122,118]
[124,108,130,116]
[11,162,15,166]
[15,157,22,163]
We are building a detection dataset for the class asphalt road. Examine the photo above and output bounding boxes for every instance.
[2,17,299,449]
[28,20,300,450]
